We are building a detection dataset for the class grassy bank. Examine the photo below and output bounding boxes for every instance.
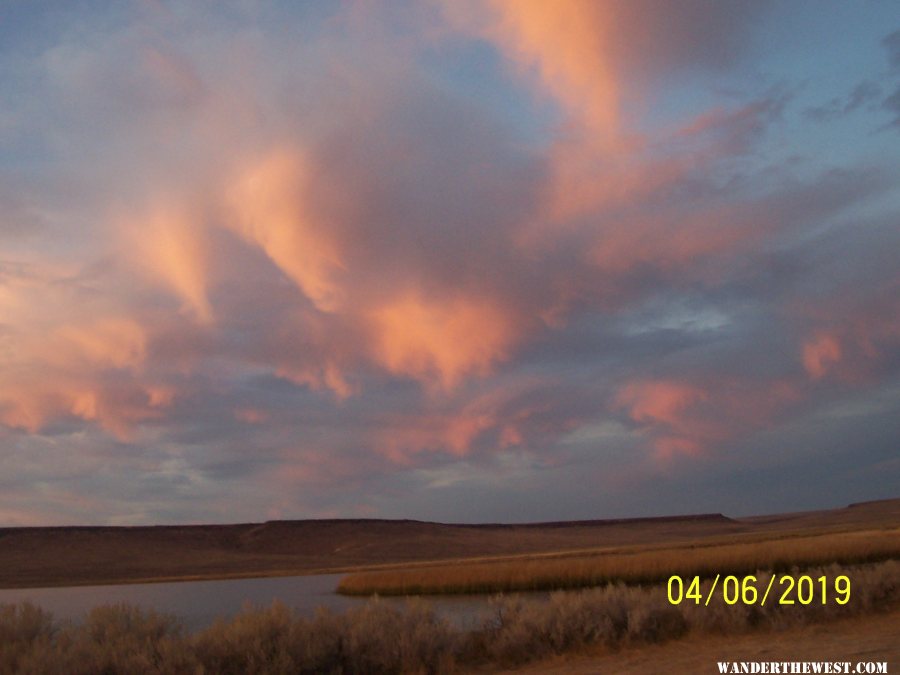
[337,528,900,595]
[2,561,898,674]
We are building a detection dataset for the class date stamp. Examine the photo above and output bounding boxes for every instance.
[667,574,851,606]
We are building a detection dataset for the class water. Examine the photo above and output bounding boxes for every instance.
[0,574,495,632]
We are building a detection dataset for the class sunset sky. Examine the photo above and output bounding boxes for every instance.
[1,1,899,526]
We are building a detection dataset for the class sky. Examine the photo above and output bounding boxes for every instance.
[1,1,899,526]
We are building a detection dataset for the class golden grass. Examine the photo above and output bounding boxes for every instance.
[337,527,900,595]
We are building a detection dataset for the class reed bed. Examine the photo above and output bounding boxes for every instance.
[337,527,900,595]
[2,561,898,674]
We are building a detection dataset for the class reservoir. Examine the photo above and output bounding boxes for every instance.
[0,574,495,632]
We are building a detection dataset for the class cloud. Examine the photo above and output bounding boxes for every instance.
[125,201,214,323]
[450,0,621,137]
[0,266,161,438]
[0,2,898,524]
[226,149,347,313]
[803,333,842,379]
[370,375,577,464]
[677,91,789,153]
[884,29,900,71]
[444,0,767,137]
[614,375,803,460]
[805,81,882,122]
[883,85,900,129]
[369,291,516,391]
[796,282,900,384]
[614,379,711,458]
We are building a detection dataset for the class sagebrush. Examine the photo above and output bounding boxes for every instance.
[1,560,897,674]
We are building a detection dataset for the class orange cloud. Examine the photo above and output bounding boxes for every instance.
[369,290,516,390]
[127,203,213,323]
[802,332,842,379]
[52,318,147,371]
[377,410,495,464]
[615,377,801,460]
[590,204,755,281]
[449,0,759,136]
[470,0,619,137]
[797,281,900,384]
[62,383,170,440]
[0,377,168,439]
[440,0,669,227]
[616,379,707,428]
[0,265,167,438]
[373,379,552,464]
[445,0,775,257]
[226,150,346,313]
[275,361,354,400]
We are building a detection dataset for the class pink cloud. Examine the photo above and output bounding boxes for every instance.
[124,201,214,323]
[372,378,563,464]
[803,332,842,379]
[452,0,621,137]
[369,291,517,391]
[226,150,347,313]
[0,264,170,438]
[797,278,900,384]
[616,380,708,427]
[614,377,802,460]
[445,1,761,139]
[377,410,495,464]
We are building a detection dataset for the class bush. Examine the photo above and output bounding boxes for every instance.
[3,603,195,675]
[0,602,56,673]
[0,560,896,674]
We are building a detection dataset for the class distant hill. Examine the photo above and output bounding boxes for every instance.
[1,498,897,589]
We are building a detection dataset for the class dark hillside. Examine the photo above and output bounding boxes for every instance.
[1,499,897,588]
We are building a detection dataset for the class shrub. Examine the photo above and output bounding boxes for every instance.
[0,602,56,674]
[0,559,896,674]
[3,603,195,675]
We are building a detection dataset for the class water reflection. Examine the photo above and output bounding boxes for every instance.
[0,574,495,632]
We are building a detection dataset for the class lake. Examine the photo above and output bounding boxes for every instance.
[0,574,499,632]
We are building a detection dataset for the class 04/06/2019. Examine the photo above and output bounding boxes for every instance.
[667,574,851,607]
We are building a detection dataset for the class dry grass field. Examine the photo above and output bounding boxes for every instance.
[337,526,900,595]
[1,498,898,589]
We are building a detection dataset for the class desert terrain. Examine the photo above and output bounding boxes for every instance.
[2,498,898,672]
[0,498,898,589]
